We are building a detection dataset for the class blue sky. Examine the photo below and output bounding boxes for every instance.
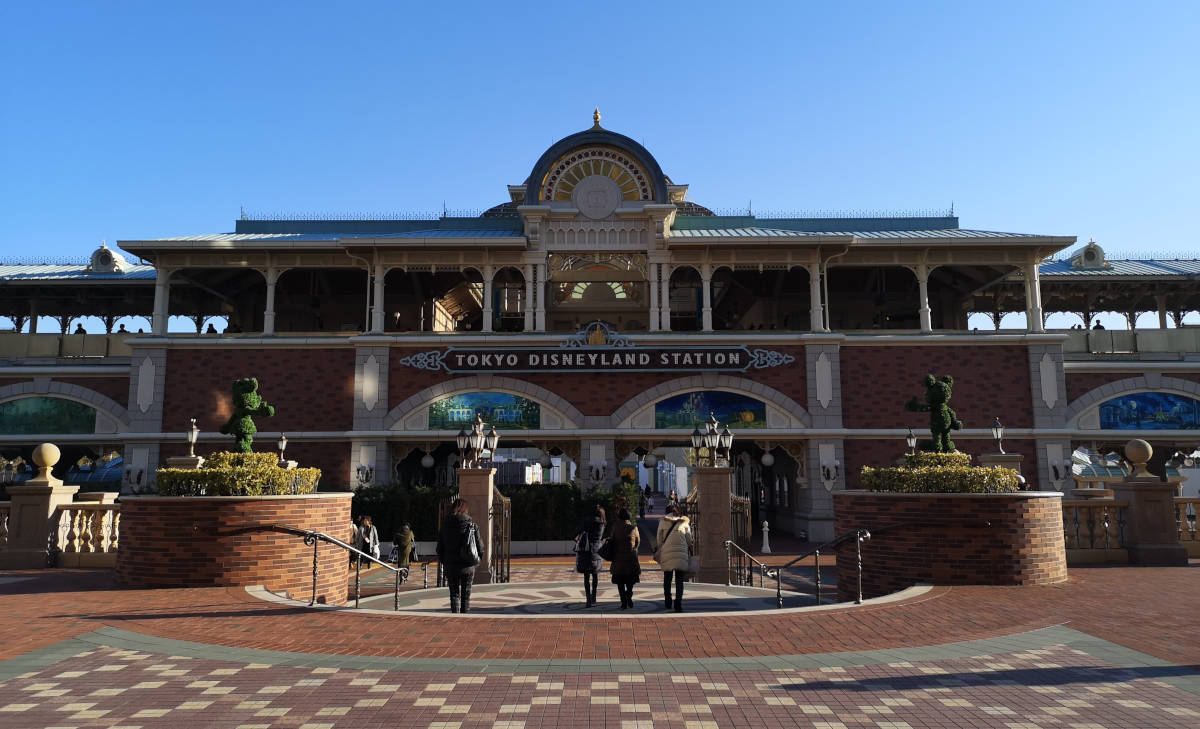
[1,1,1197,330]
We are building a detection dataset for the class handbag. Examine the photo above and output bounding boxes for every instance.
[596,537,614,561]
[652,519,682,564]
[460,522,481,566]
[574,530,590,554]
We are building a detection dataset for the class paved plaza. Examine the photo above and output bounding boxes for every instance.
[1,559,1198,729]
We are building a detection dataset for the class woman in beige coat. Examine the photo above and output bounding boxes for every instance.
[655,504,694,612]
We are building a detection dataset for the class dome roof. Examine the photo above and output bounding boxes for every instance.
[523,113,670,204]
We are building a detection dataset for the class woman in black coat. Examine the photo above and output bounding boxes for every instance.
[435,497,485,613]
[573,505,606,607]
[607,507,641,609]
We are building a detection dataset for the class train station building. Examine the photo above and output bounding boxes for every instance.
[3,112,1199,540]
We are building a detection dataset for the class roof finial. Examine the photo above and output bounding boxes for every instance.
[592,107,602,128]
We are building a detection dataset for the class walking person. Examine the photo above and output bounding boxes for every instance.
[392,521,416,570]
[436,498,484,613]
[655,503,694,612]
[573,505,606,607]
[608,507,641,609]
[358,515,380,562]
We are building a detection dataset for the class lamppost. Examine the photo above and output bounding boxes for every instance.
[457,413,499,469]
[991,417,1005,454]
[355,463,374,486]
[690,412,733,468]
[906,427,918,456]
[277,433,287,463]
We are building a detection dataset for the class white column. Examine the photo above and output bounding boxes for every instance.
[807,263,824,331]
[482,265,494,333]
[1024,261,1044,333]
[701,266,713,332]
[648,262,660,331]
[370,264,386,333]
[264,268,279,336]
[523,264,534,331]
[535,262,547,331]
[917,264,932,333]
[661,265,672,331]
[151,269,171,335]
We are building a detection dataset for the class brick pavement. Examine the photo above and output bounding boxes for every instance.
[1,561,1198,727]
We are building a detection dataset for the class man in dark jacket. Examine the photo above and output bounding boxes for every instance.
[435,498,485,613]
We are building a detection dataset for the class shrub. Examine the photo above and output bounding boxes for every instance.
[903,451,972,469]
[351,484,457,543]
[156,451,321,496]
[861,464,1021,494]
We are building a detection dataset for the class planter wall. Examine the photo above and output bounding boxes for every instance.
[833,490,1067,602]
[116,493,353,605]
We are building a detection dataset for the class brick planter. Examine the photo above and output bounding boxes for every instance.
[833,491,1067,601]
[116,493,353,605]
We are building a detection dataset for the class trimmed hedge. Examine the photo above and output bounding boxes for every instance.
[904,451,971,469]
[157,451,321,496]
[861,463,1021,494]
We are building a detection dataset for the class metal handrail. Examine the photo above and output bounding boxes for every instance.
[761,528,872,609]
[276,527,410,610]
[722,539,773,590]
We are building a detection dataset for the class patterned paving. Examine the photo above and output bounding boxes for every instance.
[0,634,1197,728]
[355,581,824,614]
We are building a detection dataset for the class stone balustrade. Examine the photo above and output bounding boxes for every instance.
[52,502,121,567]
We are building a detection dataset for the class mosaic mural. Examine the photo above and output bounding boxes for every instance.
[654,390,766,429]
[0,396,97,434]
[428,392,541,430]
[1098,391,1200,430]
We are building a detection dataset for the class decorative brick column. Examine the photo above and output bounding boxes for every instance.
[0,443,78,569]
[695,466,732,583]
[456,467,495,584]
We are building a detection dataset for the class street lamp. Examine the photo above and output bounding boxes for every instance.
[691,412,734,467]
[906,427,917,455]
[355,463,374,486]
[991,417,1005,454]
[277,433,288,463]
[458,414,498,469]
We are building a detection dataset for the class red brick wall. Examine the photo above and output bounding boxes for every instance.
[1066,372,1130,404]
[840,345,1032,429]
[0,377,129,409]
[116,494,353,604]
[833,491,1067,601]
[163,349,355,433]
[388,345,807,416]
[158,441,352,491]
[844,439,1041,490]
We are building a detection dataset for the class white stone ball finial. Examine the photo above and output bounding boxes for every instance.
[1124,439,1152,478]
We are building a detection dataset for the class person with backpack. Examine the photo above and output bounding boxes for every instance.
[655,503,694,612]
[573,504,606,607]
[392,522,416,570]
[436,498,484,613]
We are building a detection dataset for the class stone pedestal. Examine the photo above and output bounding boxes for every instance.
[695,466,732,584]
[978,452,1024,481]
[1112,439,1188,566]
[166,455,205,469]
[0,443,79,569]
[456,468,496,584]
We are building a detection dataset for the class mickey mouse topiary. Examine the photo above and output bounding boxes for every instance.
[905,374,962,452]
[218,377,275,453]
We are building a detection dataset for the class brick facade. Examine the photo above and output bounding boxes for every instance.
[1066,372,1130,404]
[0,376,128,410]
[833,491,1068,601]
[840,345,1033,429]
[162,349,356,433]
[116,493,353,604]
